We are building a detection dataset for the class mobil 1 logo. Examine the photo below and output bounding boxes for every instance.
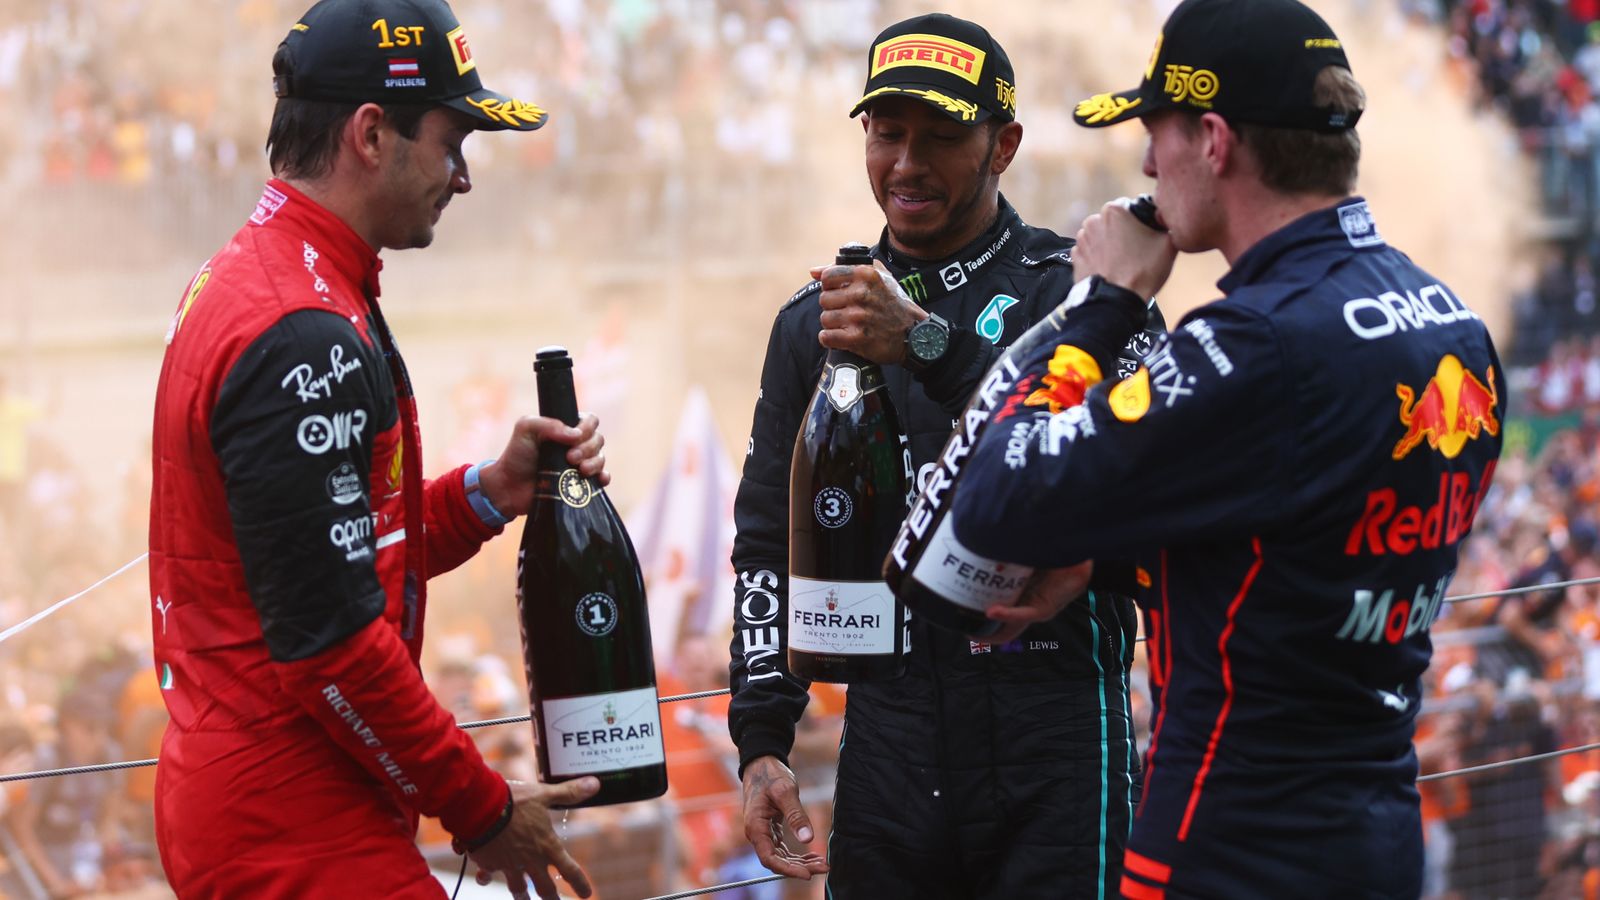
[814,487,853,528]
[575,592,619,637]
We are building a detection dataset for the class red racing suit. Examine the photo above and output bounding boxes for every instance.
[148,180,509,898]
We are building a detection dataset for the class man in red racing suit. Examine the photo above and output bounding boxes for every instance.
[147,1,604,896]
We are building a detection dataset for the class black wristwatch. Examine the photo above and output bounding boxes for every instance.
[904,313,951,374]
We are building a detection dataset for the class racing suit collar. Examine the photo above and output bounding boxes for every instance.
[876,194,1023,305]
[253,179,385,301]
[1217,195,1369,295]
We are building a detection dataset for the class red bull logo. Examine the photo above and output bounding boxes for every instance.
[1392,355,1499,461]
[1024,345,1102,415]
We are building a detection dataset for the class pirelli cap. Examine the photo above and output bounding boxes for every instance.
[849,13,1017,124]
[1073,0,1359,132]
[273,0,547,131]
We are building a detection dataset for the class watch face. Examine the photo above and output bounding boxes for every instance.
[911,320,949,362]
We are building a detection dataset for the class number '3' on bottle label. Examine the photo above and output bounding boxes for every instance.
[814,487,853,528]
[541,687,665,777]
[789,576,895,654]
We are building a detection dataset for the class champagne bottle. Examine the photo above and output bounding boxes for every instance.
[885,198,1161,637]
[516,346,667,807]
[787,243,911,683]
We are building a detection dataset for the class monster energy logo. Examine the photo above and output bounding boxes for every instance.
[901,273,927,304]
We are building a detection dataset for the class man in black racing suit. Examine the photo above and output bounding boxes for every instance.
[727,14,1159,898]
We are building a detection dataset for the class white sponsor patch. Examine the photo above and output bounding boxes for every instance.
[1342,284,1479,341]
[297,410,368,455]
[250,184,288,226]
[1043,406,1096,455]
[1144,342,1195,409]
[1181,319,1233,376]
[326,462,364,505]
[940,261,968,290]
[329,514,374,560]
[1337,200,1384,248]
[282,344,364,403]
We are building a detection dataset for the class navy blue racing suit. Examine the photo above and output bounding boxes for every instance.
[950,199,1504,900]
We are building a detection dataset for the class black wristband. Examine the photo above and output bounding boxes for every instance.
[463,792,515,851]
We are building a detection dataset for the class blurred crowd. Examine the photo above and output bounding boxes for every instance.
[1431,0,1600,366]
[0,0,885,267]
[6,0,1600,897]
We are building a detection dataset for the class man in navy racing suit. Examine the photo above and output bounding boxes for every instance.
[728,14,1160,899]
[948,1,1504,897]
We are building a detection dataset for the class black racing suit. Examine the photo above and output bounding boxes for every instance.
[728,197,1157,899]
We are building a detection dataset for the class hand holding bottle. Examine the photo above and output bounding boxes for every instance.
[479,413,608,519]
[740,756,830,880]
[465,778,600,900]
[812,259,926,363]
[979,561,1096,644]
[1071,198,1177,301]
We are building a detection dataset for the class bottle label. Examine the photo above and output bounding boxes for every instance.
[534,468,595,509]
[541,686,665,776]
[789,576,896,654]
[910,515,1032,612]
[826,364,863,412]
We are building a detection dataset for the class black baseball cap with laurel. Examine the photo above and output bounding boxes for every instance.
[1072,0,1359,132]
[849,13,1017,125]
[273,0,546,131]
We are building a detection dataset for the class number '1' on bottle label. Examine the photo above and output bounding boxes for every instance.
[789,576,896,654]
[910,515,1032,612]
[541,687,665,777]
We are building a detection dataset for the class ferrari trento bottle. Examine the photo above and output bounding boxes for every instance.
[786,243,912,683]
[885,198,1162,637]
[516,346,666,807]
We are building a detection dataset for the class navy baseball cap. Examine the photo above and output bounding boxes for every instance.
[1073,0,1359,132]
[273,0,547,131]
[849,13,1017,124]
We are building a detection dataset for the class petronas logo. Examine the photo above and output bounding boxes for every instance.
[900,272,927,304]
[975,294,1020,344]
[159,664,174,690]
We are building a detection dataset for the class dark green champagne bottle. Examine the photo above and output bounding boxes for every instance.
[517,346,667,807]
[786,243,911,683]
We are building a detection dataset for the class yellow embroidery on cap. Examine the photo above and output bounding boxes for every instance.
[465,96,546,128]
[1163,64,1219,106]
[995,77,1016,115]
[1075,92,1142,124]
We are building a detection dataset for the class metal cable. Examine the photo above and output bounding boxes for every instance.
[1441,575,1600,605]
[0,553,148,645]
[0,689,737,781]
[458,689,731,732]
[0,756,156,783]
[1417,741,1600,783]
[643,874,787,900]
